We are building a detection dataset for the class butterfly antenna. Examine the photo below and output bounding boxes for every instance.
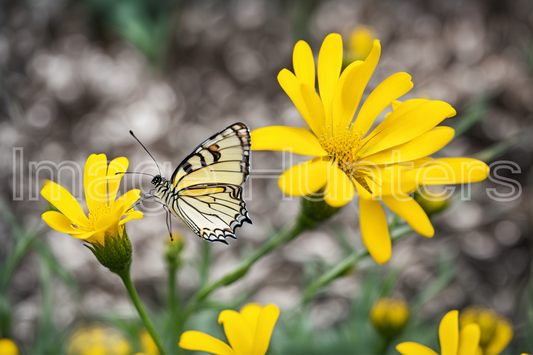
[115,172,155,177]
[129,130,162,176]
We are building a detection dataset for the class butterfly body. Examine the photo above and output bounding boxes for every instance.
[149,123,252,244]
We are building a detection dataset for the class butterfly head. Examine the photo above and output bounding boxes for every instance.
[151,174,164,186]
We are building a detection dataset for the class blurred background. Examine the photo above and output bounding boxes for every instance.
[1,0,533,353]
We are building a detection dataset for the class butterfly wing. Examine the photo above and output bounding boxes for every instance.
[169,122,251,243]
[171,122,250,190]
[174,183,251,243]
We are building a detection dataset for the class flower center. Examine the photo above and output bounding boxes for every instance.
[318,124,363,172]
[72,203,112,232]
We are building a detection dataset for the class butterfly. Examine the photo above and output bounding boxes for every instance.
[129,123,252,244]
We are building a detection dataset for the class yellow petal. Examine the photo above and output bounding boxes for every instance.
[417,158,489,185]
[240,303,263,337]
[0,338,19,355]
[107,157,129,204]
[218,310,253,355]
[361,100,456,156]
[41,181,89,227]
[42,211,86,235]
[484,319,513,355]
[318,33,343,126]
[358,196,391,264]
[440,310,459,355]
[391,100,403,111]
[112,189,142,216]
[324,165,355,207]
[301,83,326,130]
[179,331,235,355]
[293,40,315,87]
[332,60,364,128]
[457,323,481,355]
[84,154,109,211]
[278,157,329,197]
[251,126,326,156]
[361,127,455,165]
[396,342,439,355]
[337,40,381,129]
[278,69,321,136]
[119,211,144,225]
[352,72,413,136]
[251,304,280,355]
[381,196,434,237]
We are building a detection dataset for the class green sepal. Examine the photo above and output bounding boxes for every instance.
[85,226,132,274]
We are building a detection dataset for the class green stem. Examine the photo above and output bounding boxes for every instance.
[185,218,308,314]
[375,336,392,355]
[167,264,178,317]
[199,242,210,287]
[116,267,169,355]
[302,224,413,302]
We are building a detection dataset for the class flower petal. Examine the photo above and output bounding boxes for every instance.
[278,157,329,197]
[358,195,391,264]
[179,331,235,355]
[396,342,439,355]
[324,165,355,208]
[278,69,321,136]
[293,40,315,88]
[251,304,280,355]
[240,303,263,337]
[218,310,254,355]
[112,189,142,216]
[41,181,89,227]
[318,33,343,125]
[440,310,459,355]
[42,211,86,234]
[301,83,326,130]
[361,127,455,165]
[352,72,413,136]
[332,60,364,128]
[416,158,489,185]
[119,211,144,225]
[381,195,434,237]
[84,154,109,211]
[361,100,456,156]
[107,157,129,204]
[457,323,481,355]
[485,319,513,355]
[251,126,326,156]
[337,40,381,129]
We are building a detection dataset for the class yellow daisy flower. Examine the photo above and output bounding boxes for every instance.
[251,33,489,263]
[397,310,482,355]
[0,338,19,355]
[460,306,513,355]
[41,154,143,246]
[179,303,280,355]
[67,324,132,355]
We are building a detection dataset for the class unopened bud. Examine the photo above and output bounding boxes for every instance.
[164,231,185,269]
[370,298,410,339]
[414,186,450,217]
[85,226,132,274]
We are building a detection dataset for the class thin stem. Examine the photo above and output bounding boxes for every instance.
[167,264,178,317]
[375,336,392,355]
[116,267,169,355]
[199,242,210,288]
[302,224,413,303]
[185,218,308,315]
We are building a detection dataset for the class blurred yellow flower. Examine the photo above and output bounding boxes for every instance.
[179,303,280,355]
[460,306,513,355]
[0,338,19,355]
[348,25,375,61]
[41,154,143,246]
[252,33,489,264]
[67,324,132,355]
[370,298,409,339]
[397,310,482,355]
[140,329,159,355]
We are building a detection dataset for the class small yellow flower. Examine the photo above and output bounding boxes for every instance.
[370,298,409,339]
[397,310,482,355]
[0,338,19,355]
[179,303,280,355]
[460,306,513,355]
[41,154,143,246]
[252,34,489,264]
[140,329,159,355]
[348,25,375,61]
[67,324,132,355]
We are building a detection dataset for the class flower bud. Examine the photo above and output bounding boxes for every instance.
[67,324,131,355]
[85,226,132,274]
[414,186,450,217]
[460,306,513,353]
[348,25,375,61]
[0,338,19,355]
[140,328,159,355]
[370,298,410,339]
[164,231,185,269]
